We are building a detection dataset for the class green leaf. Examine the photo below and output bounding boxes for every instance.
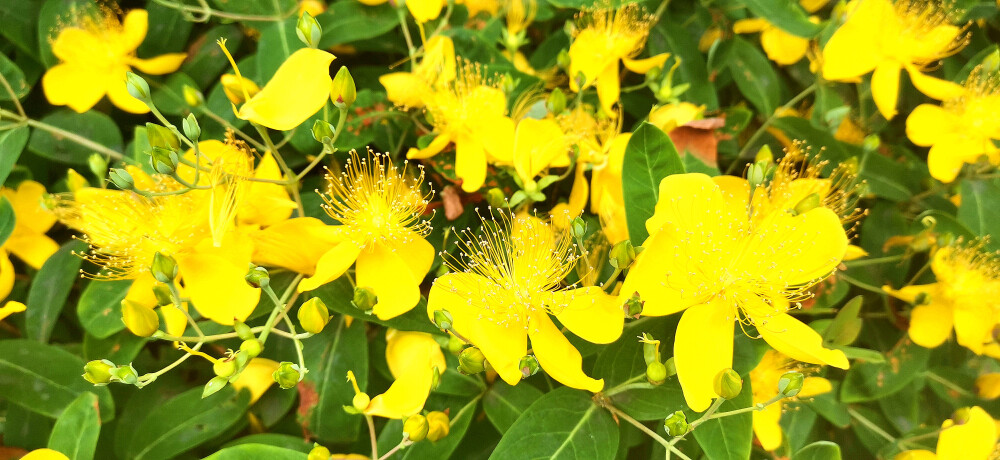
[0,0,42,57]
[181,25,244,88]
[742,0,821,38]
[794,441,842,460]
[83,330,147,364]
[621,122,685,243]
[594,333,686,421]
[805,382,849,428]
[256,17,301,82]
[207,0,297,21]
[222,434,313,453]
[841,339,930,403]
[823,296,862,346]
[77,279,132,339]
[299,316,369,444]
[37,0,95,67]
[0,53,29,101]
[26,240,86,342]
[48,392,101,460]
[27,110,124,164]
[380,397,480,460]
[691,378,753,460]
[490,387,619,460]
[0,339,114,421]
[204,444,307,460]
[728,37,782,115]
[780,405,818,453]
[648,18,719,110]
[317,2,399,48]
[0,196,14,247]
[484,383,544,434]
[311,277,440,333]
[833,346,885,364]
[0,125,30,185]
[150,72,199,116]
[859,149,916,202]
[136,1,192,56]
[126,386,251,460]
[958,179,1000,250]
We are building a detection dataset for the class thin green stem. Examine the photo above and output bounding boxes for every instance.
[839,272,886,295]
[0,71,26,118]
[704,394,783,420]
[377,439,413,460]
[366,415,379,459]
[297,106,348,180]
[847,408,896,443]
[725,84,816,174]
[844,254,906,268]
[396,8,417,70]
[924,371,974,397]
[0,109,125,160]
[136,341,203,388]
[605,404,691,460]
[151,0,295,22]
[603,374,647,397]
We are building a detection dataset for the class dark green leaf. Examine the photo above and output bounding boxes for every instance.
[691,378,753,460]
[204,444,307,460]
[37,0,95,67]
[317,2,399,48]
[805,382,849,428]
[256,18,301,82]
[621,122,684,243]
[958,179,1000,250]
[181,25,244,88]
[0,0,42,57]
[27,110,124,164]
[490,387,619,460]
[77,279,132,339]
[823,296,862,345]
[0,125,30,185]
[0,339,114,421]
[222,434,313,453]
[136,1,192,56]
[484,383,544,434]
[26,240,86,342]
[648,18,719,109]
[0,53,30,101]
[781,405,817,453]
[859,149,916,202]
[48,392,101,460]
[742,0,821,38]
[841,339,930,403]
[126,386,251,460]
[728,37,782,115]
[150,72,199,116]
[794,441,842,460]
[299,316,369,443]
[207,0,297,21]
[83,330,147,364]
[0,196,14,247]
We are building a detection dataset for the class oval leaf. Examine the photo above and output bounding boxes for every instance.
[26,240,86,342]
[77,279,132,339]
[622,122,685,244]
[48,392,101,460]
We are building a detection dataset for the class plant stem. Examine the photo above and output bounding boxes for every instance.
[297,106,348,180]
[377,439,413,460]
[605,404,691,460]
[366,415,379,459]
[844,254,906,268]
[848,407,897,443]
[838,272,886,295]
[0,109,125,160]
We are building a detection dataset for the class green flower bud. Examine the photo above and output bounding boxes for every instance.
[108,168,134,190]
[640,332,660,365]
[125,71,150,101]
[502,73,518,94]
[570,217,587,240]
[485,187,507,208]
[519,355,540,379]
[83,359,115,385]
[646,361,667,385]
[352,392,371,411]
[755,145,774,164]
[214,358,238,379]
[245,265,270,289]
[332,66,357,108]
[182,84,204,107]
[714,368,743,400]
[404,414,430,442]
[574,71,587,91]
[298,297,331,334]
[447,335,464,354]
[459,347,487,375]
[546,88,566,114]
[87,153,107,180]
[663,411,689,437]
[609,239,636,269]
[183,113,201,141]
[778,371,804,397]
[149,147,179,175]
[152,283,173,306]
[273,362,302,389]
[791,193,822,216]
[146,123,180,151]
[556,49,571,69]
[241,339,263,358]
[862,134,881,152]
[151,252,178,283]
[307,443,332,460]
[121,299,159,337]
[625,292,644,318]
[203,375,228,398]
[311,119,336,144]
[352,286,377,311]
[426,411,450,442]
[746,162,767,191]
[296,12,323,48]
[234,320,254,341]
[110,364,139,385]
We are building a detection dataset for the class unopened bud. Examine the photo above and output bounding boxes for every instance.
[298,297,331,334]
[296,12,323,48]
[220,74,260,105]
[570,217,587,240]
[181,85,204,108]
[307,443,332,460]
[352,286,377,311]
[151,252,178,283]
[778,371,804,397]
[110,364,139,385]
[625,292,644,318]
[714,368,743,399]
[125,71,150,101]
[233,350,250,374]
[519,355,540,379]
[311,119,336,143]
[108,168,134,190]
[87,154,107,180]
[213,358,238,379]
[663,411,689,437]
[203,375,229,398]
[183,114,201,141]
[352,392,371,411]
[122,300,159,337]
[557,49,570,69]
[485,188,507,208]
[755,145,773,164]
[83,359,115,385]
[403,414,430,442]
[459,347,487,375]
[431,310,453,332]
[646,361,667,385]
[502,73,517,94]
[546,88,566,114]
[640,332,660,365]
[332,67,357,108]
[273,362,302,389]
[862,134,880,152]
[975,373,1000,400]
[149,147,179,175]
[241,338,263,358]
[245,265,269,288]
[152,283,173,306]
[747,161,768,190]
[792,193,822,216]
[951,407,972,425]
[146,123,179,150]
[234,320,254,341]
[609,240,636,269]
[426,411,450,442]
[446,334,464,354]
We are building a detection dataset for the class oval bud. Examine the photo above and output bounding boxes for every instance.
[151,252,179,283]
[485,188,507,208]
[446,334,464,354]
[296,12,323,48]
[951,407,972,425]
[754,144,774,164]
[273,362,302,389]
[519,355,540,379]
[311,119,336,144]
[646,361,667,385]
[332,67,357,108]
[182,84,204,107]
[110,364,139,385]
[432,310,454,331]
[625,292,644,318]
[146,123,180,151]
[640,333,660,365]
[234,320,254,341]
[125,71,151,101]
[220,74,260,105]
[298,297,331,334]
[245,265,270,288]
[426,411,450,442]
[203,375,229,398]
[151,283,173,306]
[403,414,430,442]
[609,240,636,269]
[183,113,201,141]
[663,410,689,437]
[714,368,743,400]
[546,88,566,114]
[352,286,377,311]
[213,359,238,379]
[778,371,804,397]
[108,168,135,190]
[307,443,332,460]
[352,392,371,411]
[121,300,159,337]
[459,347,488,375]
[557,49,570,69]
[241,338,263,358]
[570,217,587,240]
[83,359,115,385]
[792,193,822,216]
[149,147,180,175]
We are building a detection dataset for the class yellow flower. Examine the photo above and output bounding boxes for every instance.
[749,350,832,451]
[733,0,828,66]
[348,330,446,419]
[974,373,1000,400]
[884,239,1000,355]
[821,0,967,120]
[297,150,434,321]
[380,36,457,108]
[648,102,705,133]
[568,4,669,114]
[906,69,1000,183]
[20,448,69,460]
[621,152,858,411]
[458,0,501,17]
[493,117,570,188]
[42,7,186,114]
[357,0,445,23]
[427,213,624,392]
[894,406,998,460]
[1,181,59,318]
[406,64,512,192]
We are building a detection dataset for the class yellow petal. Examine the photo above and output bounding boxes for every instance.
[568,30,614,90]
[622,53,670,74]
[906,104,959,147]
[937,406,997,460]
[975,373,1000,400]
[380,72,430,108]
[820,0,888,81]
[674,299,734,412]
[872,60,902,120]
[756,312,849,369]
[129,53,187,75]
[0,252,13,301]
[478,116,516,164]
[177,243,260,325]
[906,67,964,101]
[739,207,847,286]
[883,283,937,304]
[406,0,445,23]
[551,287,624,344]
[41,63,109,113]
[513,118,567,184]
[753,402,783,451]
[232,358,280,404]
[385,330,446,379]
[356,240,430,320]
[954,302,994,355]
[406,133,452,160]
[734,18,770,33]
[51,28,104,63]
[239,151,296,227]
[106,67,152,114]
[0,300,26,322]
[251,218,343,275]
[298,240,363,292]
[799,376,833,398]
[427,273,527,385]
[6,180,57,234]
[529,312,604,392]
[120,9,149,52]
[843,245,869,261]
[455,136,488,192]
[366,364,435,419]
[238,48,336,131]
[122,300,159,337]
[909,298,954,349]
[927,135,994,183]
[596,63,620,114]
[5,232,59,271]
[760,27,808,66]
[20,448,70,460]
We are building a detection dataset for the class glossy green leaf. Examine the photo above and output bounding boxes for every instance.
[83,330,147,364]
[484,383,544,434]
[648,18,719,109]
[823,296,863,346]
[26,240,86,342]
[727,37,782,115]
[622,122,685,244]
[742,0,822,38]
[0,53,29,101]
[207,0,297,21]
[77,279,132,339]
[841,339,930,403]
[0,196,14,247]
[317,2,399,48]
[691,379,753,460]
[204,444,307,460]
[794,441,842,460]
[256,17,301,82]
[299,316,368,444]
[0,125,30,186]
[181,25,244,88]
[490,387,619,460]
[0,0,42,57]
[48,392,101,460]
[27,110,124,164]
[958,178,1000,250]
[136,1,192,56]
